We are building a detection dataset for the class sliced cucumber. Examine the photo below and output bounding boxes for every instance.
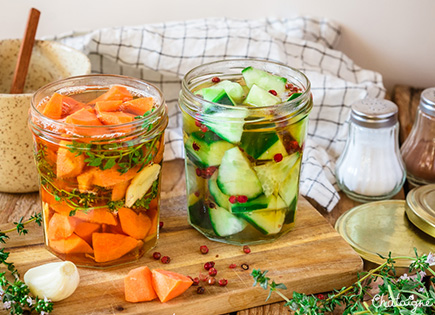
[278,161,301,206]
[208,173,230,209]
[217,147,263,199]
[206,89,237,106]
[242,67,287,95]
[284,197,297,224]
[287,92,302,101]
[200,80,245,104]
[240,130,287,160]
[238,208,286,235]
[243,84,281,106]
[188,200,213,230]
[209,205,247,237]
[185,159,205,195]
[185,131,234,167]
[288,116,308,145]
[253,152,300,196]
[201,107,247,144]
[230,194,275,213]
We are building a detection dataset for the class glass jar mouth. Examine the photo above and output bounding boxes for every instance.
[30,74,167,139]
[181,58,312,118]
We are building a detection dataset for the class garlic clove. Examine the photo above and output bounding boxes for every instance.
[24,261,80,302]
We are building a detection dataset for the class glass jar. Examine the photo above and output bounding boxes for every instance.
[29,75,168,268]
[335,98,406,203]
[401,88,435,186]
[178,59,312,245]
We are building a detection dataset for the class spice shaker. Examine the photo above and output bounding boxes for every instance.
[335,98,406,202]
[401,88,435,186]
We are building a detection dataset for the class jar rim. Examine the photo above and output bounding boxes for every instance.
[181,58,312,117]
[29,74,167,139]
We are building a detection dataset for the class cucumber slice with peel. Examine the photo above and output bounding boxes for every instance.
[202,107,247,144]
[199,80,245,104]
[242,67,287,95]
[253,152,300,197]
[243,84,281,106]
[208,173,230,209]
[230,194,275,213]
[240,130,287,160]
[209,205,247,237]
[217,147,263,199]
[185,131,234,167]
[278,161,301,206]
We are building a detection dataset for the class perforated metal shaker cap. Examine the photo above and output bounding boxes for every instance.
[350,97,398,128]
[420,88,435,116]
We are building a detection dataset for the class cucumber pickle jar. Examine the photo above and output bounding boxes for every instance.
[29,75,168,268]
[178,59,312,245]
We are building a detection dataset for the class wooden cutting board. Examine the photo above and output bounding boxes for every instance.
[1,192,362,315]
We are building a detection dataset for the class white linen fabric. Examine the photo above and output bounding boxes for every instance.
[49,17,386,211]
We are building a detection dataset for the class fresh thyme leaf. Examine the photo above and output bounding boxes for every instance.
[0,214,54,314]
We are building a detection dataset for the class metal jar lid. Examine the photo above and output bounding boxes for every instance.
[420,88,435,116]
[335,200,435,267]
[405,184,435,238]
[350,97,398,128]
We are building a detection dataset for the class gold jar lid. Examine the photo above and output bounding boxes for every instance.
[405,184,435,238]
[335,200,435,267]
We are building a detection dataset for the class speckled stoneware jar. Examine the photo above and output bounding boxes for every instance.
[0,39,91,193]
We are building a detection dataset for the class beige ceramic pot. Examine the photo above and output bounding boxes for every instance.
[0,39,91,193]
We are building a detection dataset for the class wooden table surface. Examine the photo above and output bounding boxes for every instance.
[0,85,424,315]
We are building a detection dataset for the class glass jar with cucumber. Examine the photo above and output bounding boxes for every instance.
[179,59,312,245]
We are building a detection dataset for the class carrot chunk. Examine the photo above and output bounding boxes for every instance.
[121,97,154,116]
[47,213,77,240]
[74,221,100,244]
[92,233,138,263]
[89,85,133,104]
[73,208,117,225]
[95,100,123,114]
[124,266,157,302]
[77,169,95,193]
[111,180,130,201]
[118,207,151,240]
[50,233,93,254]
[151,269,193,303]
[91,166,140,188]
[42,93,64,119]
[56,142,85,178]
[98,111,135,125]
[65,108,103,126]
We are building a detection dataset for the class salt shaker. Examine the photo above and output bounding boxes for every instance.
[335,98,406,202]
[401,88,435,186]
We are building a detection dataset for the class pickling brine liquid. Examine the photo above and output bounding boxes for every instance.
[179,60,312,245]
[29,75,168,267]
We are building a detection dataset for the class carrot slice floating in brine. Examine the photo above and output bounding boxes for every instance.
[151,269,193,303]
[118,207,151,240]
[92,232,139,263]
[74,221,100,244]
[50,233,93,254]
[47,213,77,241]
[95,100,123,114]
[98,111,135,125]
[91,166,140,188]
[111,180,130,201]
[121,97,154,116]
[42,93,64,119]
[73,208,117,226]
[89,85,133,104]
[56,141,85,178]
[125,266,157,302]
[65,107,103,126]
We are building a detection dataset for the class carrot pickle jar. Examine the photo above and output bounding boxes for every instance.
[178,59,312,245]
[29,75,168,268]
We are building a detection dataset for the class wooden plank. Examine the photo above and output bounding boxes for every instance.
[0,160,362,315]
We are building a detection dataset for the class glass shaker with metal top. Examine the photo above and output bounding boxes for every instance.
[335,98,406,202]
[401,88,435,186]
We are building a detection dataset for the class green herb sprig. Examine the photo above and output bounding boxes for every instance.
[0,213,54,315]
[252,250,435,314]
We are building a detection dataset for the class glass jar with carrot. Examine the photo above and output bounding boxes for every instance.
[29,75,168,268]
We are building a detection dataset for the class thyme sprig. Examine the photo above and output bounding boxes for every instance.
[252,250,435,314]
[0,213,53,315]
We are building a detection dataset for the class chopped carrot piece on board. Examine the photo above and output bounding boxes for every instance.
[124,266,157,302]
[151,269,193,303]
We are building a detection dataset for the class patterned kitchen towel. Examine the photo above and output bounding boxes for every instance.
[49,17,386,211]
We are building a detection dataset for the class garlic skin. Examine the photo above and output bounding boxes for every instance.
[24,261,80,302]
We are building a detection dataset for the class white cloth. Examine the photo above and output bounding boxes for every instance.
[49,17,386,211]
